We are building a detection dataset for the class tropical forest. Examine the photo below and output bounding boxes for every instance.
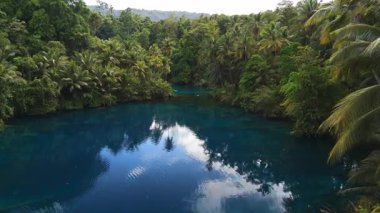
[0,0,380,212]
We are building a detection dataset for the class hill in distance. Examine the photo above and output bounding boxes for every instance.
[89,6,209,21]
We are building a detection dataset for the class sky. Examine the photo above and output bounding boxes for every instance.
[83,0,309,15]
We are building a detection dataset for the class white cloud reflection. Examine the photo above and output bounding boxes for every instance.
[150,120,292,213]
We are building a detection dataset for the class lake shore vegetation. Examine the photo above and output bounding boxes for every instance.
[1,0,380,210]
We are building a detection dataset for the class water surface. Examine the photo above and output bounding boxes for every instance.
[0,87,348,212]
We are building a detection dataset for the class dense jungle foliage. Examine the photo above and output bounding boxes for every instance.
[0,0,173,128]
[1,0,380,211]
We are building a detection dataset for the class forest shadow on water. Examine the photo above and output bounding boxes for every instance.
[0,87,353,213]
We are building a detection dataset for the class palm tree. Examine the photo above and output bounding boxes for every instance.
[320,85,380,162]
[132,61,149,81]
[214,33,236,85]
[196,21,220,84]
[341,151,380,196]
[35,50,69,81]
[317,2,380,200]
[250,13,263,40]
[75,50,101,72]
[91,38,124,66]
[298,0,320,22]
[320,23,380,163]
[297,0,320,44]
[147,45,165,76]
[230,22,254,61]
[92,65,121,94]
[57,61,92,99]
[258,22,289,55]
[329,24,380,82]
[160,37,176,57]
[305,0,364,44]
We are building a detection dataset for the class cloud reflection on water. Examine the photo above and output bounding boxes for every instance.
[149,119,292,213]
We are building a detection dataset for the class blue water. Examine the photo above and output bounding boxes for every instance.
[0,87,349,212]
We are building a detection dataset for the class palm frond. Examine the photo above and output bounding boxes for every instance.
[321,85,380,133]
[348,150,380,186]
[320,13,347,44]
[305,5,333,27]
[338,150,380,197]
[332,55,379,81]
[339,186,380,195]
[327,105,380,163]
[364,38,380,57]
[329,41,369,65]
[331,24,380,43]
[320,85,380,162]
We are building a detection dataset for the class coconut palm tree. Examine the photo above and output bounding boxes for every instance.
[214,33,237,85]
[75,50,101,72]
[250,13,263,40]
[329,23,380,82]
[258,22,289,55]
[318,25,380,190]
[160,37,176,57]
[316,2,380,201]
[342,150,380,196]
[91,65,121,94]
[320,22,380,163]
[132,61,149,81]
[35,49,69,81]
[305,0,366,44]
[298,0,320,22]
[320,85,380,162]
[57,61,92,99]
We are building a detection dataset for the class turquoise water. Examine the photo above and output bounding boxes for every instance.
[0,87,349,212]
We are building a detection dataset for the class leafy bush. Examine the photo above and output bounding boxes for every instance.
[281,64,343,136]
[240,86,284,118]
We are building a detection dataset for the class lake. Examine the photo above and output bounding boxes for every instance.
[0,87,349,212]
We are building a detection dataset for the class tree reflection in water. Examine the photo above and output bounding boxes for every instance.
[142,120,291,213]
[0,94,351,212]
